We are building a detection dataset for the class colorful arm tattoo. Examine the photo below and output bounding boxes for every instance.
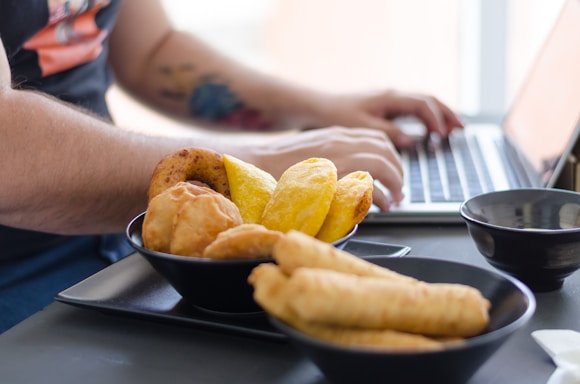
[159,64,272,131]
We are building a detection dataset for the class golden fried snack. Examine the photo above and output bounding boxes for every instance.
[316,171,374,243]
[273,230,417,284]
[223,154,277,224]
[202,224,283,260]
[286,267,491,337]
[292,322,450,352]
[261,158,337,236]
[142,182,218,253]
[248,263,295,321]
[169,192,242,256]
[248,263,450,351]
[148,147,230,202]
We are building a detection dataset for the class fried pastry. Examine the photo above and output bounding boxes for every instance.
[286,267,490,337]
[248,262,295,321]
[223,154,277,224]
[169,192,243,257]
[148,147,230,202]
[291,321,450,352]
[142,182,219,253]
[202,224,282,259]
[261,158,337,235]
[248,263,450,351]
[273,230,417,284]
[316,171,374,242]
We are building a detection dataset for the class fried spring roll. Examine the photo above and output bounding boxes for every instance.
[273,230,417,284]
[248,263,295,322]
[291,321,454,352]
[248,264,454,351]
[287,268,491,337]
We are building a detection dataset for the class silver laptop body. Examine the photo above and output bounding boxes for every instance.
[365,0,580,224]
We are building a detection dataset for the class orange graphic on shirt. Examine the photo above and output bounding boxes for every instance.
[23,0,111,77]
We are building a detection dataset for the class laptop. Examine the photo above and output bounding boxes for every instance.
[365,0,580,224]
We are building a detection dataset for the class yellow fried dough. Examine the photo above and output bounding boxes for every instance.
[169,193,242,257]
[273,230,417,284]
[142,182,219,253]
[316,171,374,242]
[292,322,450,352]
[260,158,337,236]
[202,224,283,259]
[148,147,230,202]
[248,263,295,321]
[286,267,491,337]
[223,154,277,224]
[248,263,450,351]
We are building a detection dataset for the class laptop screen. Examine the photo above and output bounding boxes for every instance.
[503,0,580,187]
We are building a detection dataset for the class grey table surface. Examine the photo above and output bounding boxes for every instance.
[0,223,578,384]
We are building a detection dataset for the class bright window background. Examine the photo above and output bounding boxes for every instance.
[108,0,566,134]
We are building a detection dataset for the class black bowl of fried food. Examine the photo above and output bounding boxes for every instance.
[460,188,580,291]
[267,257,535,384]
[126,212,357,314]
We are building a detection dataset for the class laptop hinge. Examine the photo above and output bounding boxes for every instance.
[555,139,580,191]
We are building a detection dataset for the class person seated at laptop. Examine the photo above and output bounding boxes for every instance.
[0,0,463,333]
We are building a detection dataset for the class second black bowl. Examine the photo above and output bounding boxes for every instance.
[460,188,580,291]
[270,257,536,384]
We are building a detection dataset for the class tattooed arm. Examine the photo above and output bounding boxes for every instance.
[108,0,323,132]
[108,0,462,141]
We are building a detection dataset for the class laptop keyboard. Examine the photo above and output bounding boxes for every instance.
[404,131,493,203]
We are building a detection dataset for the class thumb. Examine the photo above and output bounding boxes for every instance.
[391,130,415,148]
[363,116,415,149]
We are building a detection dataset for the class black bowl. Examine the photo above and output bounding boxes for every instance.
[270,256,535,384]
[460,188,580,291]
[125,212,357,314]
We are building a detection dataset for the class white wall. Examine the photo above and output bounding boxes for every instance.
[109,0,566,134]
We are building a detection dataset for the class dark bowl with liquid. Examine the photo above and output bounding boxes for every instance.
[460,188,580,291]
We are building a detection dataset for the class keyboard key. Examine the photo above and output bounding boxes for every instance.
[404,131,489,203]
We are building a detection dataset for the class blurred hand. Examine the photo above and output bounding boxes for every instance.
[309,90,464,148]
[249,126,403,211]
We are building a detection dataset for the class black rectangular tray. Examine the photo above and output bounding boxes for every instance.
[56,240,410,341]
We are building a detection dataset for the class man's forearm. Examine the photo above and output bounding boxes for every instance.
[0,87,150,233]
[0,86,248,235]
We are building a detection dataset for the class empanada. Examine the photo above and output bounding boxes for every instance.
[142,182,220,253]
[316,171,374,242]
[261,158,337,235]
[223,154,277,224]
[203,224,282,259]
[170,193,243,257]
